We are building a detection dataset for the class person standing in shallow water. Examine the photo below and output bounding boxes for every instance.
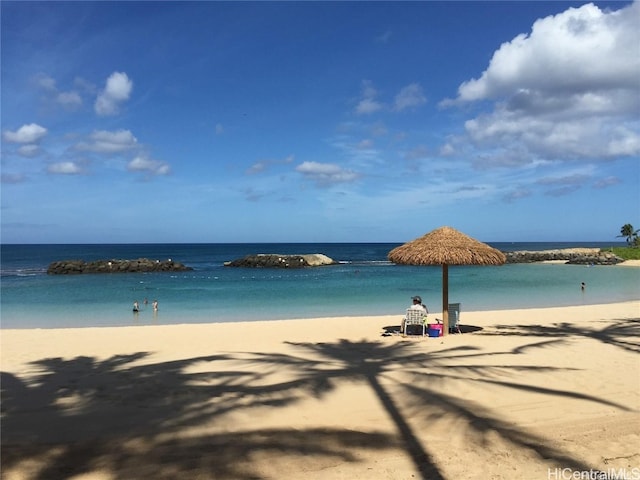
[152,300,158,311]
[133,301,139,313]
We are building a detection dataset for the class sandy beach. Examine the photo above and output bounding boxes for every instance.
[2,301,639,480]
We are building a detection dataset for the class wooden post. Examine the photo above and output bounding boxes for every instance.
[442,264,449,336]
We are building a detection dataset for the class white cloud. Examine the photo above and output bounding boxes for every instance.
[454,3,640,102]
[327,135,383,171]
[17,145,41,157]
[593,176,620,189]
[32,73,84,110]
[465,111,638,160]
[393,83,426,111]
[607,126,640,156]
[439,143,455,156]
[296,161,359,186]
[247,154,294,175]
[3,123,48,143]
[56,91,82,109]
[356,98,382,115]
[247,162,266,175]
[355,81,427,115]
[48,162,83,175]
[445,2,640,162]
[355,80,382,115]
[127,155,170,176]
[95,72,133,116]
[33,73,57,91]
[76,129,138,153]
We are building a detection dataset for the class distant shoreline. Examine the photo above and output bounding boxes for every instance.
[539,259,640,266]
[508,248,599,254]
[613,259,640,266]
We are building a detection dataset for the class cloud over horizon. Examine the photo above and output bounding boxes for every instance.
[445,1,640,163]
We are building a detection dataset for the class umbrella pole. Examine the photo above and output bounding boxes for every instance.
[442,264,449,336]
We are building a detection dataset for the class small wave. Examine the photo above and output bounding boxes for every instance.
[1,268,46,277]
[341,260,394,266]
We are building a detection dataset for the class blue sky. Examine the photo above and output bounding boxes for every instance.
[2,1,639,244]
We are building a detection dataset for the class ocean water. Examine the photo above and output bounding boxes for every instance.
[1,242,638,329]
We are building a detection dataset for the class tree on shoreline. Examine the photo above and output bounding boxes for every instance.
[617,224,640,246]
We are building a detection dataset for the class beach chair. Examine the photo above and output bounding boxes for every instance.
[448,303,461,334]
[403,308,427,336]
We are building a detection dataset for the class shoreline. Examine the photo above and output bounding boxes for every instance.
[2,295,639,331]
[1,298,639,332]
[2,301,639,479]
[613,258,640,266]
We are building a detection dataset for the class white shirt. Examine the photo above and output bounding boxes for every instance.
[408,303,427,313]
[405,303,427,320]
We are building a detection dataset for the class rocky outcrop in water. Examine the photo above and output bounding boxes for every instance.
[503,249,624,265]
[224,254,337,268]
[47,258,193,274]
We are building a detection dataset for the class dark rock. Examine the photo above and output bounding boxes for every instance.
[47,258,193,274]
[503,249,624,265]
[566,252,624,265]
[224,254,337,268]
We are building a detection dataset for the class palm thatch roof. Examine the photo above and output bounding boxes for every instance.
[388,226,506,266]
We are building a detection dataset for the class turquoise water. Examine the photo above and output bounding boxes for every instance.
[1,243,638,329]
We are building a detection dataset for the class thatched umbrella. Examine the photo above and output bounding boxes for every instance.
[388,226,506,335]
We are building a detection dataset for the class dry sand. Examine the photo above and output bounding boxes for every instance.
[2,301,639,480]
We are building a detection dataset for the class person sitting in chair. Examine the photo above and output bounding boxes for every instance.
[402,296,428,334]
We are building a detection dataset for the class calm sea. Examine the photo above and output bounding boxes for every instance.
[1,242,638,329]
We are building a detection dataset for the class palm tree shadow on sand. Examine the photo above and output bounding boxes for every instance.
[1,351,397,480]
[1,336,632,479]
[243,338,630,478]
[477,316,640,353]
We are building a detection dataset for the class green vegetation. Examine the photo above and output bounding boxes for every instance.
[606,247,640,260]
[601,224,640,260]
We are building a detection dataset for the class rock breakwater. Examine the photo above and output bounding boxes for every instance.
[224,254,337,268]
[503,248,624,265]
[47,258,193,274]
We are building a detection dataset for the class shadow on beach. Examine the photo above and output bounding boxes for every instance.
[1,325,634,479]
[477,316,640,354]
[382,324,484,336]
